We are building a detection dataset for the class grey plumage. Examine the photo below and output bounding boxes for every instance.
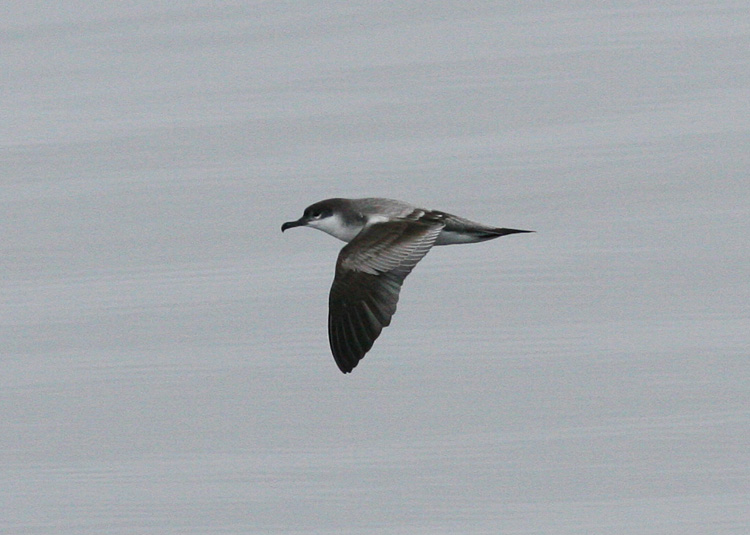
[282,198,532,373]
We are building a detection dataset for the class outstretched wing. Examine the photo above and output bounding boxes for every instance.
[328,218,444,373]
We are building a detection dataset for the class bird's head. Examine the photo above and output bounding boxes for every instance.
[281,200,334,232]
[282,199,363,242]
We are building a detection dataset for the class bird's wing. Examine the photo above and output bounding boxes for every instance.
[328,218,444,373]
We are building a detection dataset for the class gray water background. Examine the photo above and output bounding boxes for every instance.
[2,2,749,533]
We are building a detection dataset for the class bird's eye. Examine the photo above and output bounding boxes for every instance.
[305,207,329,220]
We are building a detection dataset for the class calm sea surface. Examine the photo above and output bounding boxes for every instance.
[2,2,748,533]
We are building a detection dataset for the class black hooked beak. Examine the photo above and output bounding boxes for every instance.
[281,218,307,232]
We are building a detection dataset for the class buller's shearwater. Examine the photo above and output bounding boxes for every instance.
[282,198,532,373]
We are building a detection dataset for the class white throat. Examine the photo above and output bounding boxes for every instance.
[308,213,365,243]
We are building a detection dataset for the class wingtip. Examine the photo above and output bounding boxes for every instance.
[334,355,358,374]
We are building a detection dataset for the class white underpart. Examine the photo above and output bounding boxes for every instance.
[434,230,485,245]
[366,214,391,225]
[309,211,490,246]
